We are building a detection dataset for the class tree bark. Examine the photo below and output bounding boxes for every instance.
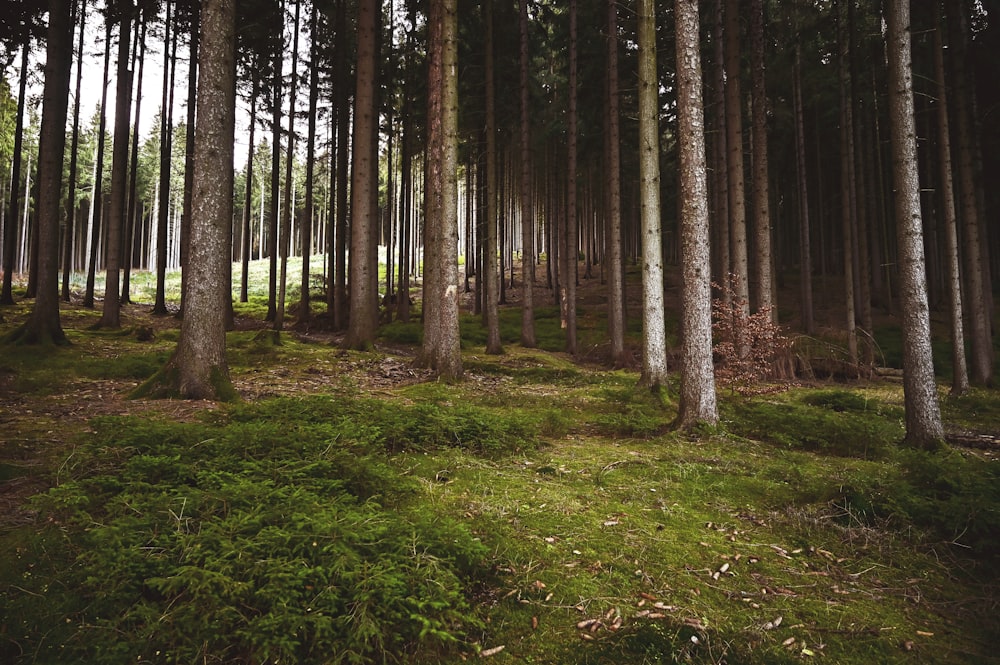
[417,0,462,379]
[562,0,579,356]
[749,0,772,317]
[61,0,87,303]
[837,0,858,366]
[605,0,625,364]
[637,0,667,387]
[483,0,502,354]
[300,2,319,323]
[154,0,176,315]
[887,0,943,448]
[2,42,29,306]
[724,0,749,311]
[83,18,113,309]
[792,37,814,334]
[344,0,380,349]
[275,0,301,332]
[675,0,718,428]
[518,0,536,347]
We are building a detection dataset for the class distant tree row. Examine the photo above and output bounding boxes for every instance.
[1,0,997,446]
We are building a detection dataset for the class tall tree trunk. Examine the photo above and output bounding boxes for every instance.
[153,0,176,315]
[300,3,319,323]
[933,18,968,395]
[240,75,257,304]
[711,0,729,299]
[417,0,462,378]
[792,38,814,334]
[837,0,858,366]
[5,0,72,345]
[178,6,199,316]
[266,24,282,322]
[518,0,536,347]
[749,0,772,317]
[84,19,113,309]
[605,0,625,364]
[675,0,718,427]
[61,0,87,303]
[142,0,237,400]
[344,0,379,349]
[99,3,134,330]
[122,14,147,305]
[561,0,579,356]
[887,0,943,449]
[949,1,993,386]
[332,0,350,330]
[2,42,29,305]
[276,0,301,332]
[637,0,667,387]
[724,0,749,310]
[483,0,502,354]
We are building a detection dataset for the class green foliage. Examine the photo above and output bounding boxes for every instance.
[723,389,904,459]
[8,405,490,665]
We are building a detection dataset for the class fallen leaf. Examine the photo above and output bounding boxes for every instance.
[577,619,598,630]
[531,616,538,630]
[916,630,934,637]
[480,645,505,658]
[782,637,797,647]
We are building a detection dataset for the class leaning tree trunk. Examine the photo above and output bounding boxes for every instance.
[637,0,667,388]
[887,0,944,449]
[675,0,718,428]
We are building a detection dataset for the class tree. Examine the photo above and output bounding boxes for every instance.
[139,0,238,400]
[60,0,87,303]
[275,0,301,333]
[518,0,536,348]
[604,0,624,364]
[3,0,72,345]
[96,3,134,329]
[416,0,462,379]
[724,0,749,311]
[153,0,177,315]
[675,0,718,428]
[483,0,502,355]
[749,0,772,317]
[561,0,578,356]
[886,0,943,449]
[637,0,667,388]
[1,42,29,306]
[343,0,379,349]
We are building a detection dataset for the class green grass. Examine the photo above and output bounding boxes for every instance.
[2,263,1000,664]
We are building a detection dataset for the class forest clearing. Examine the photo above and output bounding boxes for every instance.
[1,259,999,664]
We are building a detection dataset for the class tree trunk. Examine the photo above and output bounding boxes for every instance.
[417,0,462,379]
[483,0,502,354]
[561,0,579,356]
[792,38,814,334]
[122,14,147,306]
[240,75,256,304]
[266,30,282,322]
[749,0,772,317]
[518,0,536,347]
[154,0,176,315]
[141,0,237,400]
[61,0,87,303]
[5,0,72,345]
[724,0,749,311]
[178,6,199,316]
[98,4,134,330]
[332,0,350,330]
[300,2,319,323]
[276,0,300,332]
[605,0,625,364]
[933,18,968,395]
[344,0,379,349]
[675,0,718,428]
[837,0,858,366]
[637,0,667,387]
[887,0,943,449]
[83,19,113,309]
[2,42,29,306]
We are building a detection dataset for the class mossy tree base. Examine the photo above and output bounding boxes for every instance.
[132,354,239,402]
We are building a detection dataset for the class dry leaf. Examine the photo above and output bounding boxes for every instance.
[916,630,934,637]
[782,637,797,647]
[577,619,598,630]
[480,645,505,658]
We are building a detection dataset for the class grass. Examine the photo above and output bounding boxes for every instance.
[1,261,999,664]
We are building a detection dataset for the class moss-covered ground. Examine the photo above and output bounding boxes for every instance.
[1,261,998,664]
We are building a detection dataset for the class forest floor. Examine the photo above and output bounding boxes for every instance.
[1,261,1000,664]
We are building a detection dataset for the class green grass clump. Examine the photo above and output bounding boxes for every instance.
[723,389,904,459]
[5,408,488,665]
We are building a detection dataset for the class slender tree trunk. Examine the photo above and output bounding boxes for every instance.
[932,19,968,395]
[483,0,502,354]
[178,6,199,315]
[711,0,729,299]
[724,0,749,310]
[240,76,257,304]
[838,0,858,366]
[99,4,134,330]
[749,0,772,317]
[605,0,625,364]
[84,19,113,309]
[266,25,282,322]
[637,0,667,387]
[792,39,814,334]
[344,0,379,349]
[332,0,350,330]
[61,0,87,303]
[122,14,147,305]
[153,0,176,315]
[560,0,579,356]
[887,0,943,448]
[949,1,993,386]
[675,0,718,427]
[2,42,29,306]
[518,0,536,347]
[300,4,319,323]
[276,0,301,332]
